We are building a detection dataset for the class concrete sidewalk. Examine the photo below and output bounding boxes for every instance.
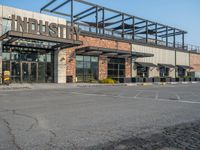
[0,81,198,90]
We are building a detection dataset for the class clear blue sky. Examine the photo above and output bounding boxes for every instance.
[1,0,200,46]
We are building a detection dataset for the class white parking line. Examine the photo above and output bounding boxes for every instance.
[175,94,181,100]
[69,91,200,105]
[134,92,142,98]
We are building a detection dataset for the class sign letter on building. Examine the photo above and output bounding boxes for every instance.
[11,15,80,40]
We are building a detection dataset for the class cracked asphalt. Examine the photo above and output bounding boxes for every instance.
[0,83,200,150]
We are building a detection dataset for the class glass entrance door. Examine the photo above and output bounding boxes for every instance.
[22,62,37,83]
[30,63,37,82]
[11,62,21,83]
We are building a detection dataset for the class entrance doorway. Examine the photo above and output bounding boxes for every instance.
[21,62,37,82]
[2,45,54,83]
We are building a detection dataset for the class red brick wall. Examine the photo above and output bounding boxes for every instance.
[98,56,108,80]
[190,53,200,72]
[66,48,76,82]
[66,35,131,82]
[125,57,132,78]
[78,36,131,51]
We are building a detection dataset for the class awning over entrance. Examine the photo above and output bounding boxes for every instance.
[0,31,83,49]
[177,65,193,70]
[135,62,157,67]
[76,46,154,58]
[158,63,176,68]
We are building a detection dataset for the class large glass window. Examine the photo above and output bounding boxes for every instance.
[137,66,149,77]
[178,67,186,77]
[159,67,169,77]
[76,55,98,82]
[107,58,125,83]
[2,46,54,83]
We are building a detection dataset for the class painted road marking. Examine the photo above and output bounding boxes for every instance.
[69,91,200,105]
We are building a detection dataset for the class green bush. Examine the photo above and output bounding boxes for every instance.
[99,78,117,84]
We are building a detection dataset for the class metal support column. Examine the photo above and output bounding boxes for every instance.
[182,32,185,50]
[155,23,158,45]
[102,8,105,35]
[146,20,148,43]
[166,27,168,47]
[122,14,125,39]
[132,17,135,41]
[173,29,176,48]
[96,6,98,34]
[71,0,74,26]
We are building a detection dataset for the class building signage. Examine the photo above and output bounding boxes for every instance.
[11,15,80,40]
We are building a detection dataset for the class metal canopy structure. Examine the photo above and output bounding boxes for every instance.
[176,65,193,70]
[135,62,157,67]
[158,63,176,68]
[76,46,154,58]
[40,0,187,50]
[0,31,83,50]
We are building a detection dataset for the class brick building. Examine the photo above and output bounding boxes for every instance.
[0,1,200,83]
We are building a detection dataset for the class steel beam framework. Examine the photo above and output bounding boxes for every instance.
[40,0,187,50]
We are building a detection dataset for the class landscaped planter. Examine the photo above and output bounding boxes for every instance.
[170,78,176,82]
[124,78,132,83]
[146,78,153,82]
[165,77,171,82]
[152,77,160,82]
[176,78,184,82]
[184,78,190,82]
[179,78,184,82]
[190,78,195,81]
[160,77,170,82]
[132,77,143,83]
[195,78,200,81]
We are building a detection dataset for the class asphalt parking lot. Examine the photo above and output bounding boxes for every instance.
[0,83,200,150]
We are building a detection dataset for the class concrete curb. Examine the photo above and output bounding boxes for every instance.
[0,81,199,90]
[0,84,32,90]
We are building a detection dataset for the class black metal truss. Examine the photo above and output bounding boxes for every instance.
[40,0,187,49]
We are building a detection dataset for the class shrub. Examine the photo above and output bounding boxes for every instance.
[99,78,117,84]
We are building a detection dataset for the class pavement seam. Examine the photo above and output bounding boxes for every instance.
[12,110,39,131]
[1,117,23,150]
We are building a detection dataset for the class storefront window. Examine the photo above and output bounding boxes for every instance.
[178,68,186,77]
[107,58,125,83]
[76,55,98,82]
[159,67,169,77]
[137,66,149,77]
[2,45,54,83]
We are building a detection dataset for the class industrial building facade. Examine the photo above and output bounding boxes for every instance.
[0,0,200,83]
